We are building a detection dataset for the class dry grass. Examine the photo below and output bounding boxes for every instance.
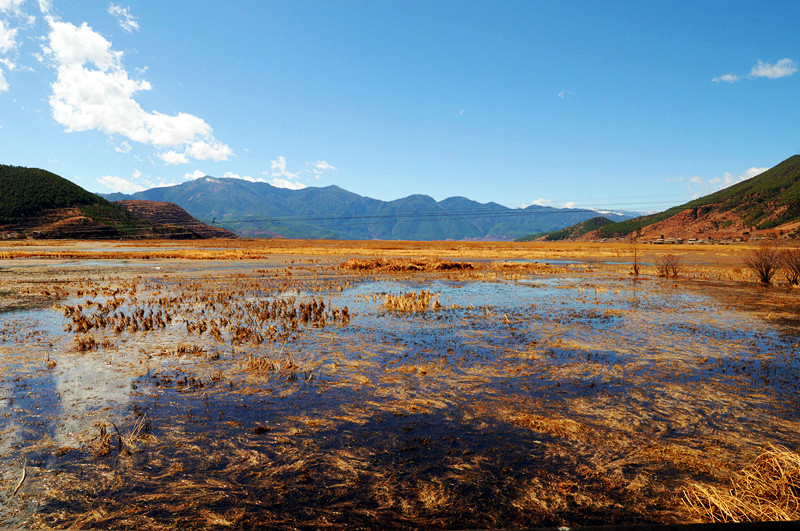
[383,290,442,311]
[340,257,474,272]
[684,445,800,522]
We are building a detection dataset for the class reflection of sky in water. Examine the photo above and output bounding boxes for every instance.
[0,309,135,452]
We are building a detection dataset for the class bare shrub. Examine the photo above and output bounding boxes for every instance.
[781,247,800,286]
[744,244,780,284]
[684,444,800,522]
[655,254,681,277]
[630,230,641,276]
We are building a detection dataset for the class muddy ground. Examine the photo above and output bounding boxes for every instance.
[0,240,798,529]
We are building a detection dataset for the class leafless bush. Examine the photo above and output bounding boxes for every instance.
[655,254,681,277]
[629,230,641,276]
[781,247,800,286]
[744,244,780,284]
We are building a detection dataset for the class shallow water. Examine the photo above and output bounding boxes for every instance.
[1,263,799,528]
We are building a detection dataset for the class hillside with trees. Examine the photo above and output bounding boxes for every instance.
[0,165,229,239]
[522,155,800,243]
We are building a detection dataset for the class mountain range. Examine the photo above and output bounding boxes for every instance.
[103,177,636,240]
[8,155,799,243]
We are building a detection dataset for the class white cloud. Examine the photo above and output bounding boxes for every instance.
[270,177,306,190]
[223,171,266,183]
[714,58,798,84]
[561,201,577,209]
[0,15,21,92]
[680,166,769,197]
[107,4,139,33]
[712,73,739,83]
[97,174,145,193]
[314,160,336,171]
[0,0,26,13]
[750,58,798,79]
[185,169,206,180]
[524,198,552,207]
[42,17,233,164]
[708,166,768,187]
[311,159,337,179]
[558,89,575,99]
[0,19,18,54]
[185,138,233,161]
[114,140,132,153]
[158,150,189,165]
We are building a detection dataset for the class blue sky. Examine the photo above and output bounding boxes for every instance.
[0,0,798,212]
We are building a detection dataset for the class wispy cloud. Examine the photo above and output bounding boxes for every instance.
[558,89,575,99]
[97,173,144,193]
[708,166,768,187]
[673,166,769,198]
[263,156,337,187]
[0,3,25,93]
[107,4,139,33]
[712,73,739,84]
[270,156,298,180]
[713,58,797,83]
[41,13,233,164]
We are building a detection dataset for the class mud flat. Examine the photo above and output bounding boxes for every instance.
[1,240,799,528]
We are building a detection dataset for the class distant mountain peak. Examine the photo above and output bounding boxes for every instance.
[104,178,636,240]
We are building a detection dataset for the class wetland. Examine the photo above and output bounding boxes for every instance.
[0,240,799,528]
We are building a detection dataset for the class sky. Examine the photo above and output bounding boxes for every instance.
[0,0,798,213]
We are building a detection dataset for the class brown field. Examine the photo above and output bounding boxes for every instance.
[1,239,799,529]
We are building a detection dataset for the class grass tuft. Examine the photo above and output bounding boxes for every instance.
[684,444,800,522]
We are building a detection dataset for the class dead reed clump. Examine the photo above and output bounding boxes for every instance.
[74,335,99,351]
[383,290,442,311]
[339,257,473,272]
[683,444,800,522]
[246,353,300,380]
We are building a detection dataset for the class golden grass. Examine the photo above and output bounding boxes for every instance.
[383,290,442,311]
[684,445,800,522]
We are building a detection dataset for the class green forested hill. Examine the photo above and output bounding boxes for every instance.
[0,165,107,222]
[0,165,219,238]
